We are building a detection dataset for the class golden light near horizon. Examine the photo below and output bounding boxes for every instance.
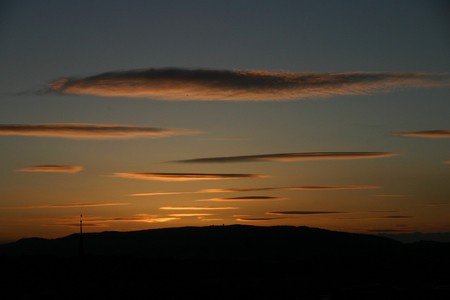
[1,0,449,242]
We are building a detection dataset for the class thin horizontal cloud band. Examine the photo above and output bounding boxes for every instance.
[47,68,450,101]
[17,165,83,173]
[129,185,380,196]
[174,152,398,163]
[197,196,286,202]
[0,124,199,139]
[268,211,345,215]
[113,172,268,181]
[395,130,450,138]
[14,202,130,209]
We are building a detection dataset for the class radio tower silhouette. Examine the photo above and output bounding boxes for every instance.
[79,213,84,258]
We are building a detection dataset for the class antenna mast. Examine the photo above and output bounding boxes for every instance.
[79,213,84,258]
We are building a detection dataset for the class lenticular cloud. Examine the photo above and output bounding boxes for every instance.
[47,68,450,101]
[0,123,199,139]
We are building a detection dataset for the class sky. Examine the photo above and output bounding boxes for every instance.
[0,0,449,242]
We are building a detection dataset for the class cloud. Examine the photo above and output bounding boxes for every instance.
[285,185,380,191]
[86,214,179,223]
[197,196,286,202]
[237,217,284,221]
[167,213,213,217]
[444,161,450,165]
[48,214,179,227]
[129,185,380,196]
[160,206,239,211]
[46,68,450,101]
[113,172,267,182]
[16,202,130,209]
[174,152,398,163]
[384,215,413,219]
[268,211,345,215]
[375,194,407,198]
[367,229,408,233]
[0,123,199,139]
[17,165,83,173]
[394,130,450,138]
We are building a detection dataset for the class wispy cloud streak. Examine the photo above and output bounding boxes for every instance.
[15,202,130,209]
[0,123,199,139]
[268,211,346,215]
[175,152,397,163]
[114,172,267,182]
[237,217,284,221]
[394,130,450,138]
[130,185,380,196]
[160,206,238,211]
[17,165,83,173]
[47,68,450,101]
[167,213,213,217]
[197,196,286,202]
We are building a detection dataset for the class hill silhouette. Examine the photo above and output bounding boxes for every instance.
[1,225,449,299]
[0,225,402,258]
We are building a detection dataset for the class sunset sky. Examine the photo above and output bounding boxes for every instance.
[1,0,449,242]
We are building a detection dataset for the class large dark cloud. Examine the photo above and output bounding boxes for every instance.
[46,68,450,101]
[0,123,199,139]
[174,152,397,163]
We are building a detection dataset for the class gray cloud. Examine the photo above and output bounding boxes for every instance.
[394,130,450,138]
[46,68,450,101]
[113,172,268,182]
[17,165,83,173]
[0,123,199,139]
[175,152,398,163]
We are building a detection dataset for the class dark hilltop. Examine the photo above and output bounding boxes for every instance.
[1,225,449,299]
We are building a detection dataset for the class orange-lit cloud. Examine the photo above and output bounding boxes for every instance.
[197,196,286,202]
[285,185,380,191]
[268,211,345,215]
[16,202,130,209]
[375,194,407,198]
[160,206,238,211]
[236,217,284,221]
[394,130,450,138]
[384,215,413,219]
[444,161,450,165]
[46,68,450,101]
[17,165,83,173]
[175,152,398,163]
[167,213,213,217]
[0,123,199,139]
[47,214,180,228]
[130,185,380,196]
[367,229,408,233]
[114,172,267,182]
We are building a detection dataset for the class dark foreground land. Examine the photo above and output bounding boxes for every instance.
[1,225,450,299]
